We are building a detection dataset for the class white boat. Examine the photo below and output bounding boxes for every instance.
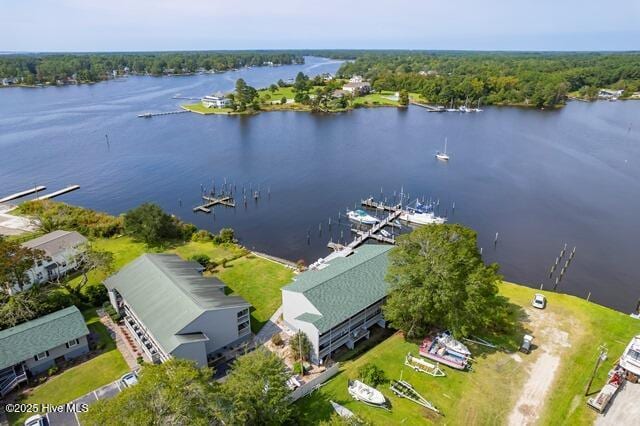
[329,400,356,418]
[347,209,379,225]
[438,332,471,357]
[348,380,386,406]
[380,229,391,238]
[619,335,640,376]
[400,210,446,225]
[435,138,450,161]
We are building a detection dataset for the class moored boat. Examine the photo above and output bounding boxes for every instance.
[348,379,387,407]
[400,209,446,225]
[619,335,640,376]
[438,331,471,357]
[347,209,379,225]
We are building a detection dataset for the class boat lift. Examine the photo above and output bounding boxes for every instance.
[389,379,440,414]
[405,353,445,377]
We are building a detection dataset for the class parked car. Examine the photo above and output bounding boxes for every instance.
[520,334,534,354]
[532,293,546,309]
[120,371,139,388]
[24,415,47,426]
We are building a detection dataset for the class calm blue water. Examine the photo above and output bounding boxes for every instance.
[1,57,639,312]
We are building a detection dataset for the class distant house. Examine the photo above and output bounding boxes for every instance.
[1,78,11,86]
[599,89,624,99]
[342,81,371,96]
[349,75,364,83]
[281,245,392,364]
[12,230,88,294]
[105,254,251,367]
[0,306,90,397]
[201,92,232,108]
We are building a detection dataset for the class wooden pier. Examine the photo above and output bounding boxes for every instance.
[410,101,445,112]
[137,110,189,118]
[328,205,403,252]
[35,185,80,200]
[361,198,402,213]
[193,195,235,213]
[0,186,46,203]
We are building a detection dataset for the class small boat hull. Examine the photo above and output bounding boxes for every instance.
[419,337,468,370]
[348,380,387,406]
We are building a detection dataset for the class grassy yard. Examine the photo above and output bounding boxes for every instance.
[170,241,247,264]
[295,282,640,425]
[9,310,129,425]
[181,103,236,115]
[353,91,400,107]
[217,254,294,332]
[257,85,297,101]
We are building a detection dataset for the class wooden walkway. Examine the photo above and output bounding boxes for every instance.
[137,110,189,118]
[0,186,46,203]
[193,195,235,213]
[328,203,403,252]
[410,101,445,112]
[35,185,80,200]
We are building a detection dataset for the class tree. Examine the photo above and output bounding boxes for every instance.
[83,359,218,426]
[0,239,44,293]
[218,348,292,425]
[123,203,180,246]
[290,330,312,363]
[357,363,386,387]
[383,224,508,339]
[63,245,113,297]
[189,254,210,268]
[269,83,278,92]
[398,90,409,106]
[234,78,258,111]
[293,71,310,93]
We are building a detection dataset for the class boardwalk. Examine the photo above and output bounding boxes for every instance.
[328,202,402,252]
[0,185,46,203]
[193,195,235,213]
[410,100,445,112]
[137,110,189,118]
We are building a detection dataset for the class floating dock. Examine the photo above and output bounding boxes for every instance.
[193,195,235,213]
[137,110,189,118]
[35,185,80,200]
[0,186,47,203]
[328,206,402,252]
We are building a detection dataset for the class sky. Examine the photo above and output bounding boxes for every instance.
[2,0,639,52]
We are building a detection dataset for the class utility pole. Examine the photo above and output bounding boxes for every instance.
[585,344,608,396]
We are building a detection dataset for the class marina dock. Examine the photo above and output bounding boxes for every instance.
[137,110,189,118]
[410,101,445,112]
[193,195,236,213]
[328,203,403,252]
[0,186,46,203]
[35,185,80,200]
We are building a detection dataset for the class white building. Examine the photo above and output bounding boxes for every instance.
[12,230,88,294]
[342,81,372,96]
[281,245,391,364]
[105,254,251,367]
[201,92,232,108]
[349,75,364,83]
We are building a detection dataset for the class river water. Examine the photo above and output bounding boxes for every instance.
[1,57,639,312]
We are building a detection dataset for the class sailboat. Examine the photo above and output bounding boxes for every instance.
[347,209,380,225]
[435,138,450,161]
[329,400,356,419]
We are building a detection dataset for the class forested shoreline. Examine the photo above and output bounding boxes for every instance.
[334,51,640,107]
[0,51,304,85]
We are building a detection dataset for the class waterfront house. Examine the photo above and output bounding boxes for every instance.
[104,254,251,367]
[0,306,90,397]
[342,81,372,96]
[12,230,88,294]
[349,75,364,83]
[598,89,624,99]
[201,92,232,108]
[281,245,391,364]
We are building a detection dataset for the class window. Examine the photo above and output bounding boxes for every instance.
[66,339,79,348]
[237,309,249,319]
[34,351,49,361]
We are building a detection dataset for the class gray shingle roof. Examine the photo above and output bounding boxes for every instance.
[283,245,391,333]
[22,230,87,257]
[0,306,89,370]
[104,254,249,353]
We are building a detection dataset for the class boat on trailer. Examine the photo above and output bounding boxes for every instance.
[405,352,446,377]
[348,379,387,407]
[419,335,470,370]
[438,331,471,357]
[587,367,626,413]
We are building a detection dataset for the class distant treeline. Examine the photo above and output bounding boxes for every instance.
[334,51,640,107]
[0,51,304,85]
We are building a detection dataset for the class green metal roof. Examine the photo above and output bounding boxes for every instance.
[283,245,392,333]
[104,254,249,354]
[0,306,89,370]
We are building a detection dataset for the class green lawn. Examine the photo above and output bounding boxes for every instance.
[353,91,400,107]
[181,103,236,115]
[170,241,247,264]
[217,255,294,332]
[296,282,640,425]
[9,310,129,425]
[258,85,296,101]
